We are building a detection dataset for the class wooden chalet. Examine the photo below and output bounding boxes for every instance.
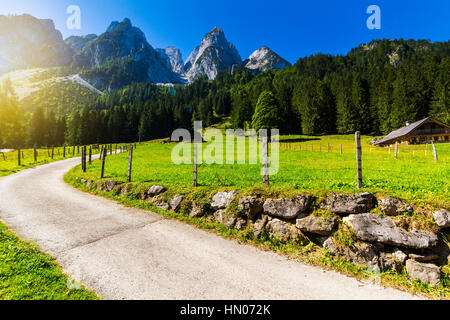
[375,117,450,147]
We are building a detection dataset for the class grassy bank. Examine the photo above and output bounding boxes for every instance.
[0,222,98,300]
[0,146,101,300]
[0,146,102,178]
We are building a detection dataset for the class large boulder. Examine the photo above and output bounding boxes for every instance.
[189,202,205,218]
[253,215,269,238]
[153,195,169,210]
[211,191,238,210]
[238,196,263,220]
[378,197,413,216]
[320,192,376,215]
[433,209,450,229]
[265,218,309,244]
[170,195,184,212]
[96,181,104,191]
[213,210,236,228]
[119,184,133,195]
[263,195,312,220]
[323,237,379,268]
[146,185,166,196]
[343,213,438,249]
[105,179,116,191]
[296,215,338,236]
[405,259,441,288]
[379,249,408,272]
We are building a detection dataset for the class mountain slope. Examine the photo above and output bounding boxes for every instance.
[65,34,98,54]
[244,46,291,72]
[156,47,185,74]
[0,14,73,74]
[184,27,242,81]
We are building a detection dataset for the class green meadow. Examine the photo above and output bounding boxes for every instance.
[68,134,450,206]
[0,223,98,300]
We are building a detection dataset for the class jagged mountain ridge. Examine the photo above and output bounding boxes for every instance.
[0,14,73,74]
[0,14,292,88]
[65,34,98,54]
[72,18,184,88]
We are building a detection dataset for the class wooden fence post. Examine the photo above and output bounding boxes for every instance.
[327,143,330,152]
[73,146,75,156]
[395,142,398,159]
[81,147,85,172]
[100,147,107,178]
[110,144,112,155]
[262,135,269,187]
[34,148,37,162]
[355,131,363,189]
[340,144,343,154]
[63,146,66,158]
[89,146,92,164]
[127,145,133,183]
[193,143,198,187]
[51,147,54,160]
[432,142,438,163]
[18,149,21,166]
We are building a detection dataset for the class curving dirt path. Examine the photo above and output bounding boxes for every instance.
[0,157,422,300]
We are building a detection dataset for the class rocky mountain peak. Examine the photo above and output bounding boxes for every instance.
[184,26,242,81]
[73,18,184,88]
[107,18,132,32]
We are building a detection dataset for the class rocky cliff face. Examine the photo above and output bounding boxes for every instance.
[184,27,242,81]
[65,34,97,54]
[73,18,183,85]
[156,46,185,74]
[0,14,73,74]
[244,46,291,73]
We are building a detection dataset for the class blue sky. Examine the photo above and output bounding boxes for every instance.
[1,0,449,64]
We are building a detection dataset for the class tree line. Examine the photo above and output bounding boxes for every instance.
[0,39,448,149]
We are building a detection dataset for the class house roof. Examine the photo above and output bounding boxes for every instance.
[375,117,449,145]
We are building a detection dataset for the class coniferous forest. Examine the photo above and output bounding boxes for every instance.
[0,39,448,148]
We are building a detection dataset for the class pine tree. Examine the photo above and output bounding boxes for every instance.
[251,91,282,133]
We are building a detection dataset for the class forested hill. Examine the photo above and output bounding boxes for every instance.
[1,38,449,148]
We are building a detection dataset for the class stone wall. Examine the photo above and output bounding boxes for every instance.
[75,177,450,288]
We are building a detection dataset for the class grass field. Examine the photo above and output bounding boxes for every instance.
[0,223,98,300]
[0,146,102,177]
[68,134,450,207]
